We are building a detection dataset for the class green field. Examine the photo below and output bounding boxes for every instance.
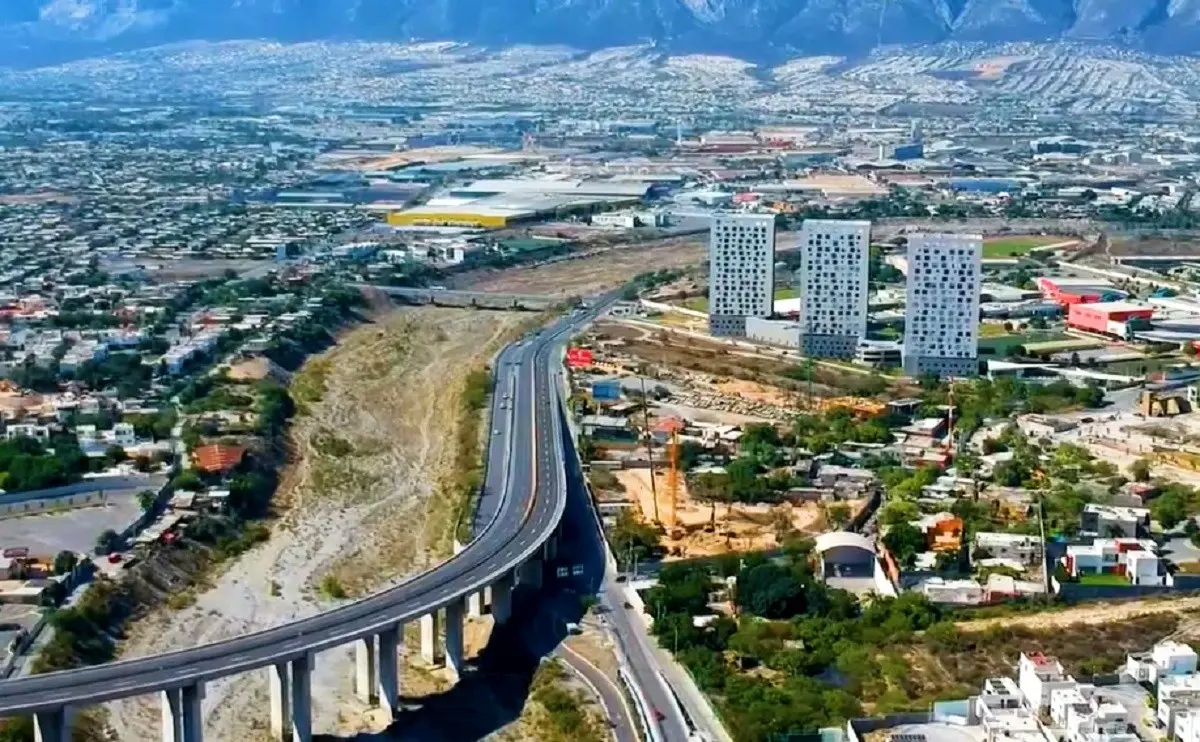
[978,331,1071,357]
[679,287,798,314]
[1077,572,1131,586]
[983,235,1069,259]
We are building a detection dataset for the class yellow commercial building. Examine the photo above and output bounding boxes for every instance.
[386,210,511,229]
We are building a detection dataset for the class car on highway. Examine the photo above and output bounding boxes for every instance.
[493,429,501,436]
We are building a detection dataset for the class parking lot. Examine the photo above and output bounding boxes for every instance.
[0,488,145,555]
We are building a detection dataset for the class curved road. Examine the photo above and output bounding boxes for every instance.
[0,308,592,719]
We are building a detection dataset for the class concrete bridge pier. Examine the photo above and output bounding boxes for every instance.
[543,533,559,561]
[519,557,543,590]
[419,611,440,665]
[162,683,205,742]
[354,636,378,705]
[181,684,204,742]
[269,662,292,741]
[491,572,514,624]
[377,623,402,716]
[444,599,466,679]
[289,654,313,742]
[268,656,312,742]
[33,708,68,742]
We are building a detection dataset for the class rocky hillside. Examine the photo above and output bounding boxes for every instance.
[4,0,1200,64]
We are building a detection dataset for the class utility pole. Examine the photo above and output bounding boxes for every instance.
[638,376,660,523]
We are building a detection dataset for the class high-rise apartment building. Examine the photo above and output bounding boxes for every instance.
[707,213,776,337]
[903,233,982,377]
[798,219,871,357]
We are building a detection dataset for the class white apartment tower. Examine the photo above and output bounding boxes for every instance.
[707,213,776,337]
[798,219,871,357]
[903,233,982,377]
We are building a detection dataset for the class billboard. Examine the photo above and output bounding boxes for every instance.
[566,347,594,368]
[591,380,621,402]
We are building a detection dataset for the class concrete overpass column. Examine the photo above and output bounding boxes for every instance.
[180,683,204,742]
[289,654,313,742]
[520,557,543,590]
[161,688,183,742]
[354,635,378,705]
[444,598,466,679]
[269,662,292,741]
[377,624,402,716]
[467,589,483,618]
[543,534,559,561]
[419,611,440,665]
[33,708,68,742]
[491,572,514,624]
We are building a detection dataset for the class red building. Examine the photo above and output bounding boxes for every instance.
[1067,301,1153,336]
[1036,277,1125,306]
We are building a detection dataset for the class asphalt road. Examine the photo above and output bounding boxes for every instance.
[0,308,591,718]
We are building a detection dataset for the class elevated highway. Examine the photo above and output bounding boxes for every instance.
[365,285,561,311]
[0,304,608,742]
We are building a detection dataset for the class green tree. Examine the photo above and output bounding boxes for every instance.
[735,562,806,619]
[882,522,927,570]
[137,489,157,511]
[1130,458,1152,483]
[94,529,122,556]
[879,498,920,525]
[53,550,79,576]
[825,502,852,529]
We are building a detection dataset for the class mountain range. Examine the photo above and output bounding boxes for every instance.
[4,0,1200,66]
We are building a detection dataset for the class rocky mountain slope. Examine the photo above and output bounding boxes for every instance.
[5,0,1200,65]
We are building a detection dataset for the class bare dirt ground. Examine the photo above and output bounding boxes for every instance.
[613,469,861,558]
[105,306,528,742]
[458,235,706,297]
[954,594,1200,633]
[1108,234,1200,257]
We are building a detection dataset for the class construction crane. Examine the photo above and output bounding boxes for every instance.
[665,428,680,529]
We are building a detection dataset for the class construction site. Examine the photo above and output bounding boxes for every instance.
[570,318,882,559]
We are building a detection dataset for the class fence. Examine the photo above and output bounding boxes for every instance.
[0,474,153,507]
[846,711,933,742]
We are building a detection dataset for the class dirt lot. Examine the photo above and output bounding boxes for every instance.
[613,468,860,558]
[897,612,1182,709]
[1107,234,1200,257]
[105,306,529,742]
[457,235,707,297]
[954,594,1200,633]
[591,318,903,401]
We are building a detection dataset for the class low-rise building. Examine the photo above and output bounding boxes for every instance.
[1064,538,1164,586]
[975,532,1043,565]
[1081,503,1149,538]
[1126,640,1199,684]
[1159,674,1200,737]
[1019,652,1076,710]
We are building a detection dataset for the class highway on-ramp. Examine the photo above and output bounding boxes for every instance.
[0,307,595,721]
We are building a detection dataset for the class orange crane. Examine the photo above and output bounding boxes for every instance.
[665,429,680,529]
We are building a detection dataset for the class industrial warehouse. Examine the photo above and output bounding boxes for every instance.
[385,178,655,228]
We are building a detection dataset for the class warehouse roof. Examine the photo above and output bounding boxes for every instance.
[1071,300,1152,313]
[815,532,875,554]
[454,179,651,198]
